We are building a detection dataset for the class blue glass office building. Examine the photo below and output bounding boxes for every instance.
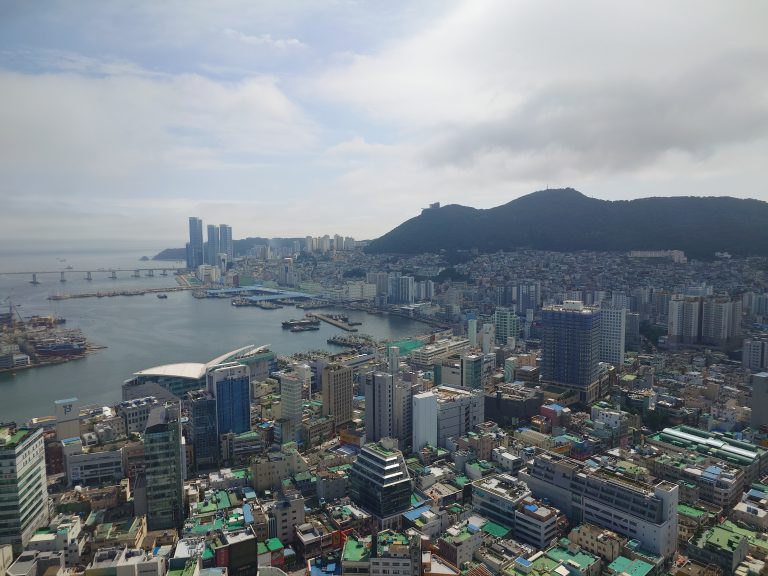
[207,363,251,435]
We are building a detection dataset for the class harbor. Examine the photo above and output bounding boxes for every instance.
[47,286,193,300]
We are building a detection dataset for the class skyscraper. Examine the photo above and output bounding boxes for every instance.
[541,301,601,403]
[207,363,251,435]
[321,363,354,427]
[143,405,184,531]
[460,353,483,389]
[0,426,49,554]
[219,224,233,262]
[187,217,204,270]
[184,390,218,471]
[206,224,220,265]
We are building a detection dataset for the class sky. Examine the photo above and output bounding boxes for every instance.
[1,1,767,251]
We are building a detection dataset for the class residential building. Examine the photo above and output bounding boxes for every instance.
[541,301,602,403]
[751,372,768,429]
[494,307,520,345]
[599,307,626,367]
[743,339,768,372]
[206,224,220,266]
[187,217,204,270]
[369,531,420,576]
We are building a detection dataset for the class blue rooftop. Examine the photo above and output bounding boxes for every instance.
[403,505,431,521]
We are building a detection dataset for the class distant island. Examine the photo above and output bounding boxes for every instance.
[365,188,768,258]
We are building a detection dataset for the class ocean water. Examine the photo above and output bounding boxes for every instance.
[0,250,430,422]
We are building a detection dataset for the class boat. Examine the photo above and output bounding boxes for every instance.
[282,318,321,329]
[290,325,320,332]
[157,294,168,299]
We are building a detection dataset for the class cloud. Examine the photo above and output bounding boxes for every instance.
[312,0,768,183]
[223,28,306,50]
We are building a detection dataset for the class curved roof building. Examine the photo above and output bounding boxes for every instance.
[121,345,275,401]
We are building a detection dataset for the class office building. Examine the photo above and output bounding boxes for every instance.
[187,217,204,270]
[143,405,184,530]
[0,427,49,554]
[184,390,218,470]
[412,392,438,451]
[752,372,768,429]
[321,363,354,427]
[494,307,520,345]
[365,372,394,443]
[468,318,478,348]
[599,307,626,367]
[349,439,412,524]
[520,452,678,559]
[219,224,233,262]
[207,363,251,435]
[541,301,601,403]
[205,224,219,265]
[472,474,531,528]
[54,397,80,441]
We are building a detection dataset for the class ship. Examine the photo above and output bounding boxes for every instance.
[35,341,86,357]
[282,318,321,329]
[290,325,320,332]
[157,294,168,299]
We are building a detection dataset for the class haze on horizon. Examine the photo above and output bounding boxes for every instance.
[1,1,767,251]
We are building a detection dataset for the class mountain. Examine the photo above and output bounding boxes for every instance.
[365,188,768,258]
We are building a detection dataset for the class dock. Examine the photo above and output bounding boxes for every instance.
[47,286,194,300]
[306,312,358,332]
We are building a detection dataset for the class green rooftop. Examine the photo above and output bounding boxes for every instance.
[696,525,746,553]
[482,521,510,538]
[546,540,598,570]
[607,556,654,576]
[342,536,371,563]
[677,503,707,519]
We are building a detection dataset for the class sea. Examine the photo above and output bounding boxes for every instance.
[0,249,431,423]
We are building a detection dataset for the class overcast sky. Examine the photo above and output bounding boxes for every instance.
[1,1,767,251]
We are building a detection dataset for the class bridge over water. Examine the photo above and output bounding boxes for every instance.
[0,268,184,284]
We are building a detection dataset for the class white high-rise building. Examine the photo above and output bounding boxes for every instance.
[412,392,437,451]
[599,307,626,367]
[0,426,49,553]
[434,386,484,448]
[468,319,478,348]
[280,373,303,427]
[668,296,702,344]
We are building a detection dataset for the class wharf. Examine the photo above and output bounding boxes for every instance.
[306,312,358,332]
[47,286,193,300]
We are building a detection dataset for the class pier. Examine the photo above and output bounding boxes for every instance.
[47,286,194,300]
[306,312,358,332]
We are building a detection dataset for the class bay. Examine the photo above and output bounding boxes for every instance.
[0,250,431,422]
